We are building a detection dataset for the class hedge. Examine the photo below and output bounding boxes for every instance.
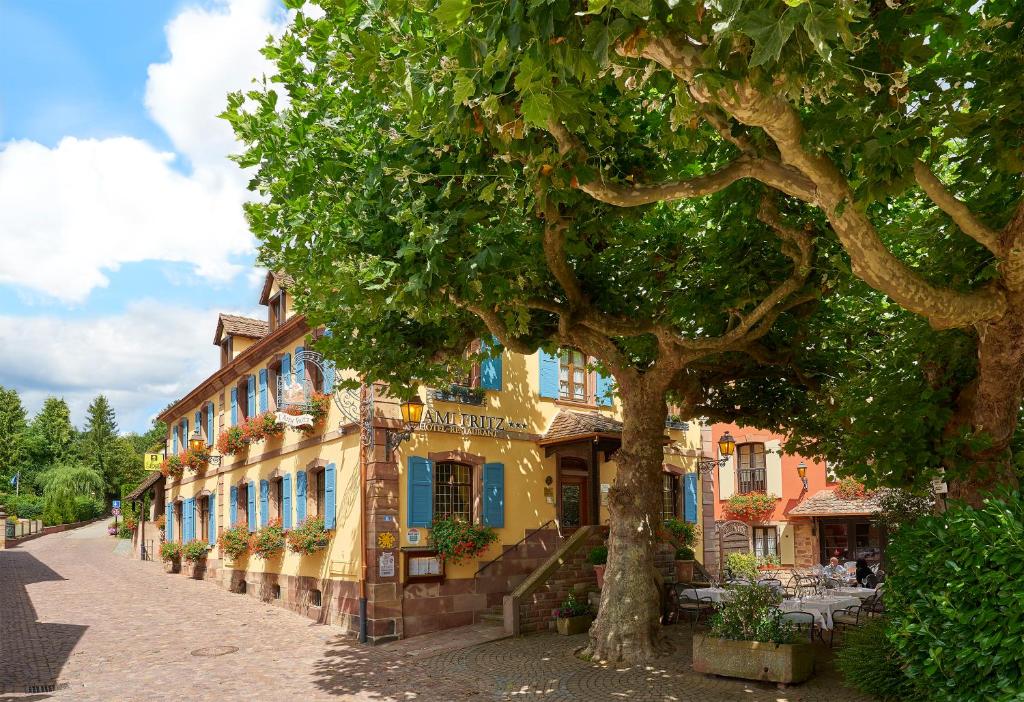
[885,489,1024,701]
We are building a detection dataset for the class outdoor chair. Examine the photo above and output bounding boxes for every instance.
[758,577,784,594]
[781,610,819,643]
[794,575,820,597]
[830,591,885,646]
[669,584,715,630]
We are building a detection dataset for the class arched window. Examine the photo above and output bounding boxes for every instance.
[737,443,767,493]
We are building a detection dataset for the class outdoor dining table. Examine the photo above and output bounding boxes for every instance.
[693,587,733,604]
[780,595,861,629]
[831,586,877,600]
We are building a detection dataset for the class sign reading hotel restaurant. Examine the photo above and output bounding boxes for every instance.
[419,408,528,438]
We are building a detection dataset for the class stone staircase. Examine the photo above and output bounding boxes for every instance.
[471,527,564,625]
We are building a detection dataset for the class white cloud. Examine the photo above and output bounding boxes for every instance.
[0,0,289,304]
[0,301,223,432]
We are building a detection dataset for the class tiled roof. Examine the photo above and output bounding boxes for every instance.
[215,313,268,343]
[788,487,890,517]
[125,471,164,501]
[541,410,623,443]
[259,271,295,305]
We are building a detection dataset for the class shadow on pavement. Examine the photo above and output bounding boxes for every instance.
[0,551,87,696]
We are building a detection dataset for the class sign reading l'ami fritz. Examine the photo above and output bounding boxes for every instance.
[275,411,314,428]
[420,408,529,438]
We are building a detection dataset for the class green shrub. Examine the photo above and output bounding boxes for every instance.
[724,552,759,582]
[0,493,44,520]
[708,583,797,644]
[662,518,699,548]
[586,545,608,565]
[886,489,1024,702]
[675,546,695,560]
[181,539,210,563]
[836,618,925,702]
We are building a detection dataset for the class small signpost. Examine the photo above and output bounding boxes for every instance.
[112,499,121,529]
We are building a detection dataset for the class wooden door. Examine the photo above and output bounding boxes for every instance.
[558,475,589,529]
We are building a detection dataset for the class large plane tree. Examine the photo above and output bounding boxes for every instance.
[401,0,1021,503]
[226,3,830,662]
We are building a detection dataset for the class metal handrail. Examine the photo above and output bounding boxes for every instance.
[475,519,558,577]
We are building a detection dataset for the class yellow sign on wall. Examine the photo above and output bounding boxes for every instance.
[144,452,164,472]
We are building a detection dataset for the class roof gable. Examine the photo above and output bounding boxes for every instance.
[213,313,269,345]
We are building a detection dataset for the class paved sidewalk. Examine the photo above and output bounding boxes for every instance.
[0,522,871,701]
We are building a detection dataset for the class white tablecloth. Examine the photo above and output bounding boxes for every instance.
[780,596,860,629]
[692,587,733,604]
[832,587,877,600]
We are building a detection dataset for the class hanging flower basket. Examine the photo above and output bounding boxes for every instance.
[281,393,331,434]
[258,411,286,439]
[725,493,779,522]
[160,454,184,479]
[216,426,248,456]
[183,446,210,472]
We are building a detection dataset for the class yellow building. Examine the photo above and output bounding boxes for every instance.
[159,272,705,643]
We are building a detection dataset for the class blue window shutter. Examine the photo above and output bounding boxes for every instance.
[247,481,256,533]
[230,486,238,527]
[482,462,505,527]
[281,353,291,385]
[230,388,238,426]
[538,350,559,398]
[166,504,174,543]
[282,474,292,529]
[259,480,270,527]
[324,464,336,529]
[172,426,179,454]
[194,412,202,439]
[182,499,191,542]
[480,337,502,391]
[208,493,216,545]
[207,403,215,442]
[247,375,256,417]
[323,360,336,394]
[295,471,307,524]
[407,456,433,527]
[189,499,196,541]
[259,369,268,413]
[596,371,614,406]
[684,473,698,523]
[181,419,188,450]
[294,346,304,382]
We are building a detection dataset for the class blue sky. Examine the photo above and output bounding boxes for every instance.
[0,1,290,432]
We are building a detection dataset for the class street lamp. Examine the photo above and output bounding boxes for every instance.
[190,427,222,467]
[386,395,425,454]
[797,460,809,492]
[697,430,736,476]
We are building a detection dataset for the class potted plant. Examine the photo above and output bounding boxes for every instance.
[182,445,211,472]
[724,552,760,583]
[587,545,608,588]
[693,583,812,684]
[663,518,701,583]
[160,454,184,479]
[249,519,286,559]
[216,426,248,456]
[758,553,782,571]
[555,591,594,635]
[160,541,183,573]
[429,515,498,565]
[181,539,210,578]
[219,525,250,561]
[287,516,331,555]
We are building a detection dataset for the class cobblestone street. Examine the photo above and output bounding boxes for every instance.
[0,523,871,701]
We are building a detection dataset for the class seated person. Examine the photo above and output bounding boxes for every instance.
[855,558,874,587]
[822,556,847,580]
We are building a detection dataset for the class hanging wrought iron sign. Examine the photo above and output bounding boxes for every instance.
[275,349,333,428]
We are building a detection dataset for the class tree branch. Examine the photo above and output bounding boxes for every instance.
[616,31,1008,330]
[913,160,1001,255]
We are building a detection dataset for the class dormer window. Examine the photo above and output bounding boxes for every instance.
[269,291,287,331]
[220,336,233,367]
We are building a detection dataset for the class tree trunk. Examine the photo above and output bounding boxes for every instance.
[584,377,670,663]
[945,302,1024,507]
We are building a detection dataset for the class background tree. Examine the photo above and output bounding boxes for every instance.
[23,397,75,489]
[35,461,105,526]
[0,386,27,488]
[408,0,1022,503]
[79,395,121,504]
[227,3,832,662]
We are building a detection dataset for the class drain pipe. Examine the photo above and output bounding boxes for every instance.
[358,382,369,644]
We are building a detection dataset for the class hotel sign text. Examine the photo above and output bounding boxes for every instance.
[420,409,528,437]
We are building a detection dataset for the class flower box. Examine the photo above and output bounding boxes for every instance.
[431,385,485,406]
[692,634,815,684]
[556,614,593,635]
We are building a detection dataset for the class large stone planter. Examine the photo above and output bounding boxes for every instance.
[692,634,814,684]
[556,615,593,635]
[593,564,606,589]
[163,559,180,574]
[183,559,207,579]
[675,559,696,583]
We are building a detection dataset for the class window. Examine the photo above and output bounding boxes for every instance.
[661,474,679,520]
[433,462,472,522]
[270,477,283,521]
[737,443,767,493]
[269,292,286,331]
[237,484,249,527]
[559,349,589,402]
[220,336,233,367]
[197,498,209,542]
[753,526,779,558]
[454,339,482,388]
[174,502,183,542]
[315,470,326,518]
